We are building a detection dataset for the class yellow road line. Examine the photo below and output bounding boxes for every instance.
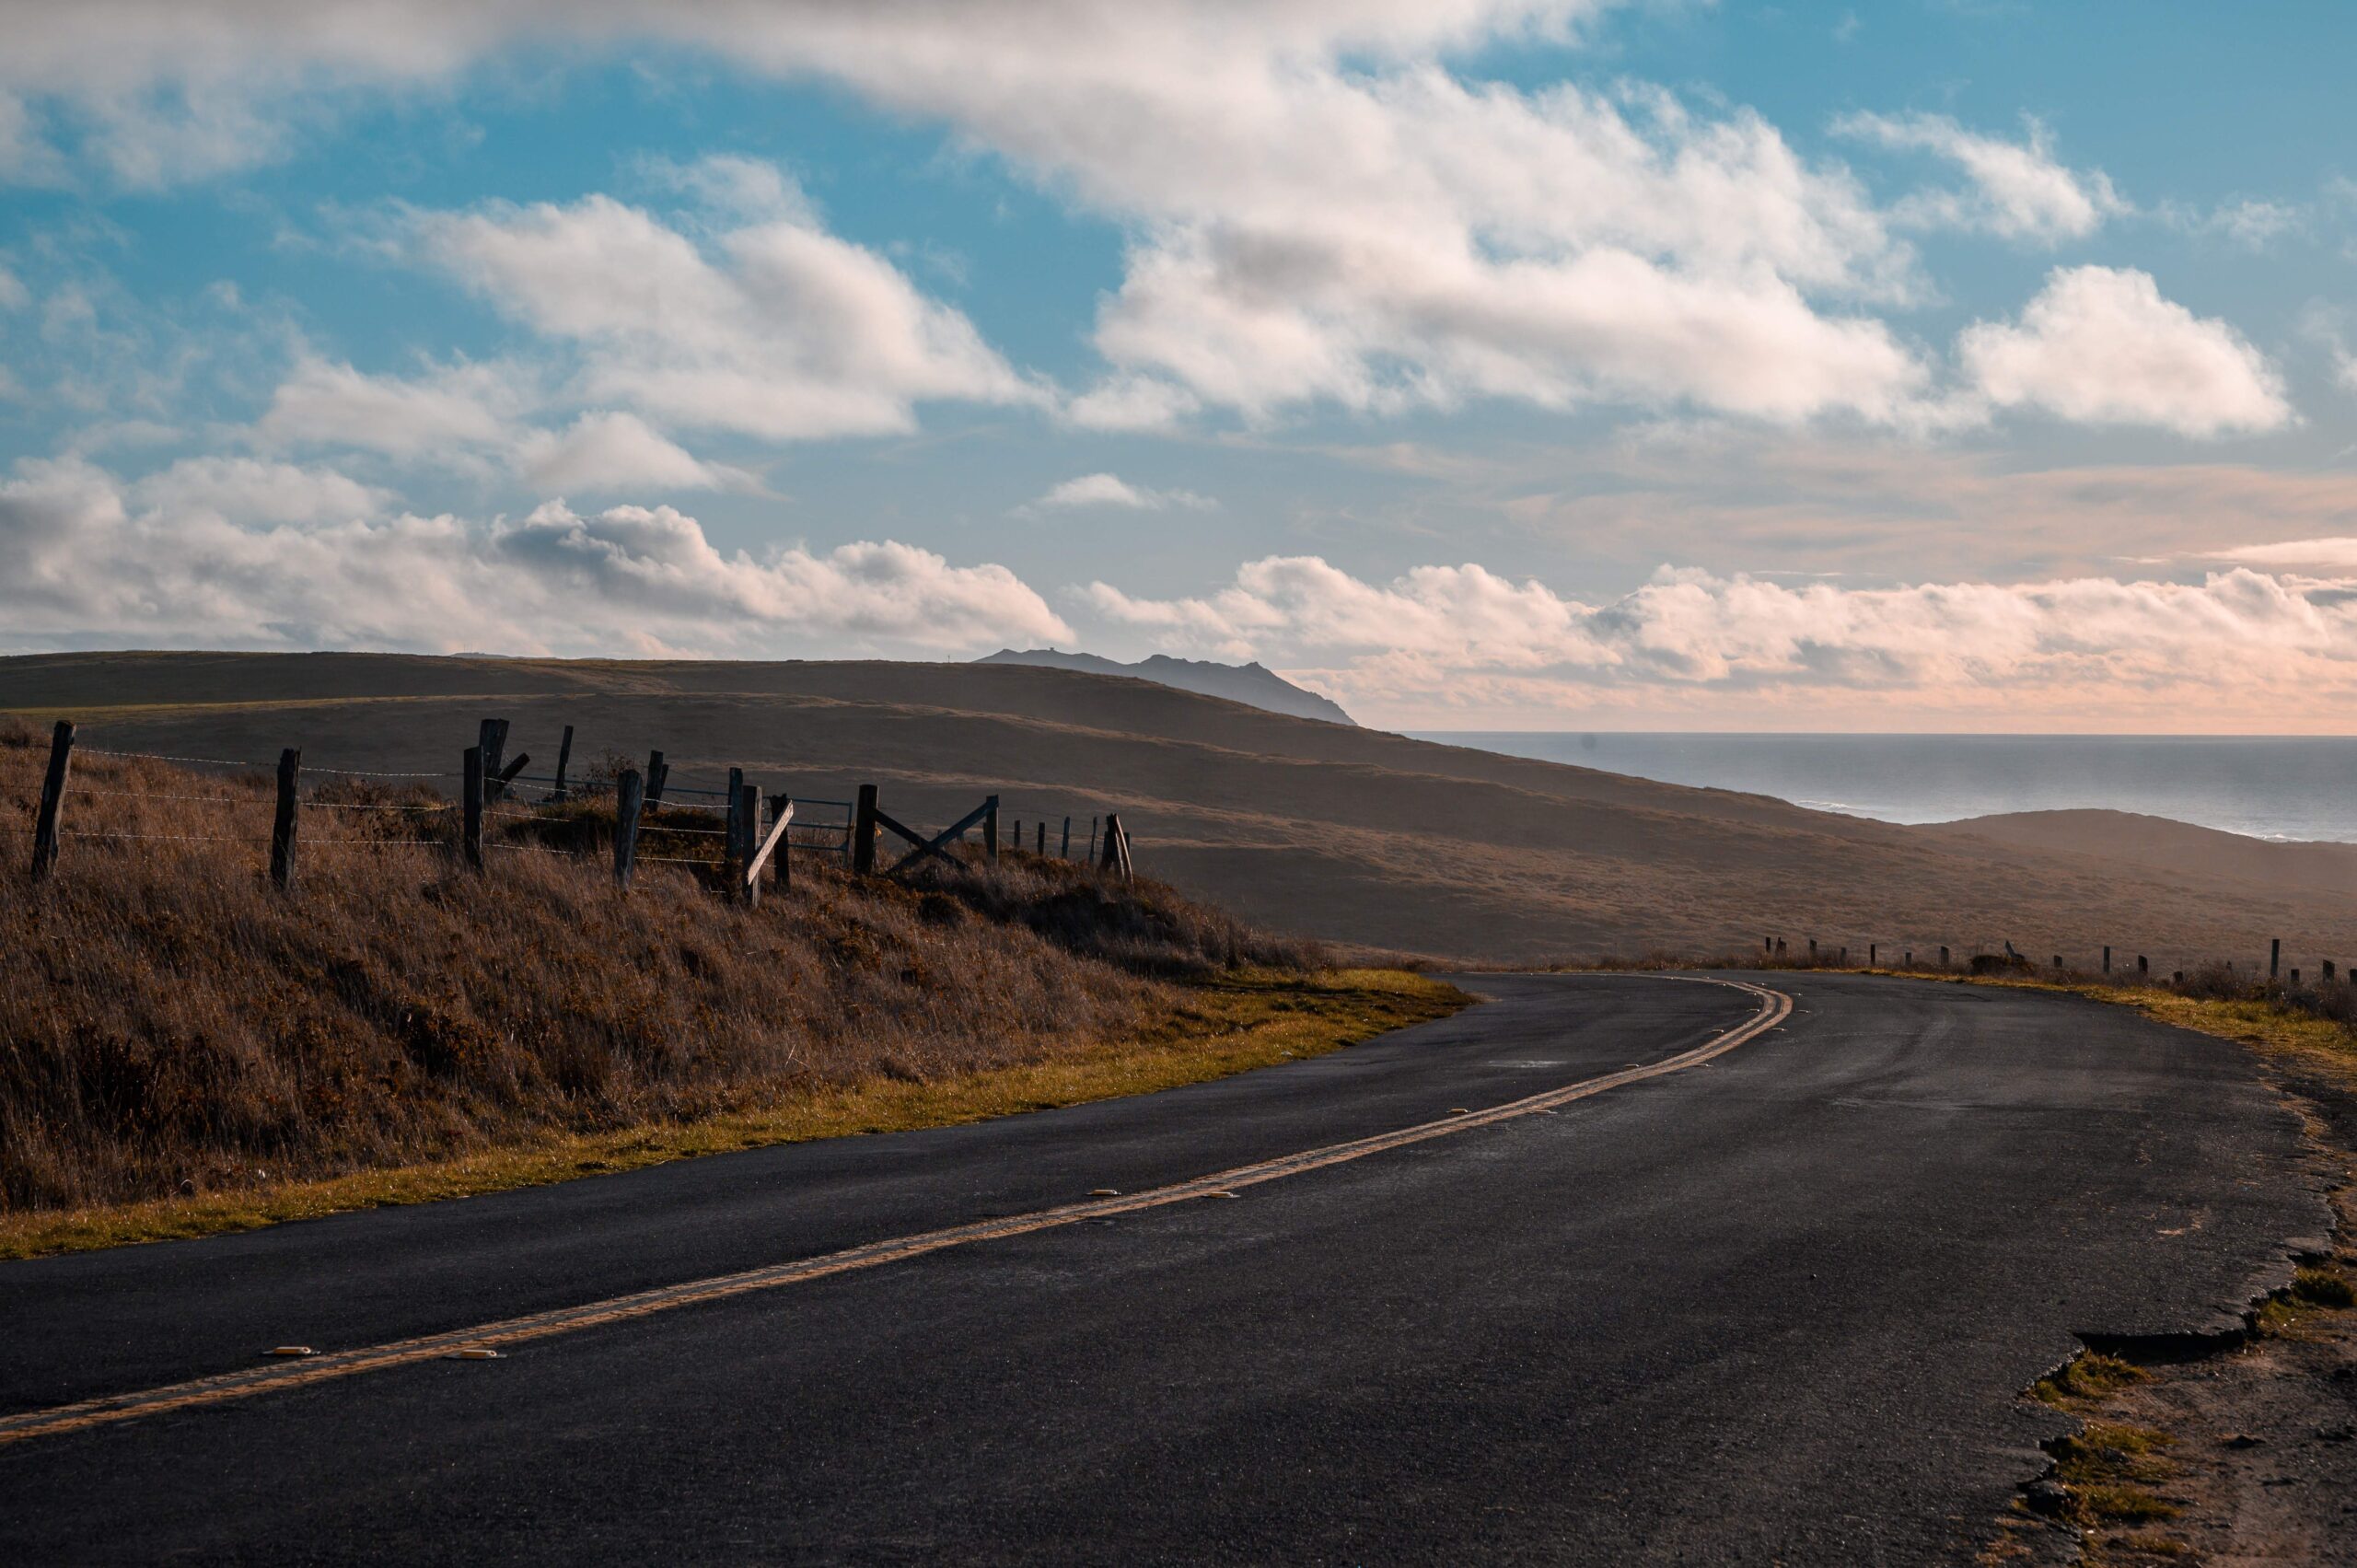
[0,975,1788,1449]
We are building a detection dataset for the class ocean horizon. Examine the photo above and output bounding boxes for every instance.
[1411,732,2357,844]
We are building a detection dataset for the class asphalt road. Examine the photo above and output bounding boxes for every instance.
[0,972,2328,1564]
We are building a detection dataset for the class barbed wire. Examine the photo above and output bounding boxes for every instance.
[300,800,453,813]
[64,789,270,805]
[64,830,273,843]
[77,748,273,769]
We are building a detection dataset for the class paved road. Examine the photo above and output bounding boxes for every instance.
[0,972,2327,1564]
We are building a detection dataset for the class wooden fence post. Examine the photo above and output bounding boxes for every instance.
[1013,819,1022,854]
[1939,946,1950,968]
[2103,945,2111,974]
[270,748,301,892]
[1035,820,1045,855]
[2270,937,2282,980]
[645,749,668,807]
[853,784,879,875]
[29,719,74,881]
[614,769,644,889]
[768,793,793,890]
[2138,955,2149,975]
[1904,950,1913,967]
[983,796,1000,863]
[550,725,575,801]
[726,767,746,892]
[461,745,484,868]
[1099,812,1131,881]
[478,719,509,802]
[1869,943,1876,966]
[1061,817,1072,858]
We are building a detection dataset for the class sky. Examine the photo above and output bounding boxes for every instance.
[2,1,2355,732]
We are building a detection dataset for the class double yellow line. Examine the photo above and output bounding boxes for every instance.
[0,975,1788,1449]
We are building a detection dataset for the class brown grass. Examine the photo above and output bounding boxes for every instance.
[0,726,1341,1215]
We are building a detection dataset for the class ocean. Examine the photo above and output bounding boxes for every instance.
[1411,733,2357,844]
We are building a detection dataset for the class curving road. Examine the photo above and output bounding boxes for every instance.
[0,972,2328,1564]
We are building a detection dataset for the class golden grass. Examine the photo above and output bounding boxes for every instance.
[0,969,1465,1260]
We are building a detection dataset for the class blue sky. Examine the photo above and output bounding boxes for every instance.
[3,1,2355,730]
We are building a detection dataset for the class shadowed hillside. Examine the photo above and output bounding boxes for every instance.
[6,651,2355,969]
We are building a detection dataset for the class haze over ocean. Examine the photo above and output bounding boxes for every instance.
[1417,734,2357,844]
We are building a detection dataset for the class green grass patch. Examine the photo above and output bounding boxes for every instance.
[0,968,1469,1262]
[2034,1353,2151,1407]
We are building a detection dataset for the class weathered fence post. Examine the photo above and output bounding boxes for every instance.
[1098,812,1132,881]
[1808,938,1817,959]
[1088,815,1099,862]
[1939,946,1950,968]
[1869,943,1876,966]
[2326,959,2339,982]
[2138,954,2149,975]
[1062,817,1072,858]
[768,793,793,890]
[1013,819,1022,854]
[1036,819,1046,855]
[2103,945,2111,974]
[645,749,669,807]
[29,719,74,881]
[461,745,484,868]
[853,784,879,875]
[2051,954,2062,970]
[726,768,747,893]
[270,748,301,892]
[614,768,644,889]
[478,719,509,802]
[1763,935,1771,953]
[550,725,575,801]
[1904,950,1913,967]
[983,796,1000,863]
[2270,937,2282,980]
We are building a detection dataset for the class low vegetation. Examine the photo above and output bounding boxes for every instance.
[0,727,1461,1250]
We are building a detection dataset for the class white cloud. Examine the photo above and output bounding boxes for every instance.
[0,455,1069,654]
[1023,472,1217,513]
[129,455,389,522]
[1956,266,2293,436]
[1061,374,1202,433]
[514,411,750,494]
[1080,552,2357,723]
[2196,537,2357,570]
[1836,111,2124,244]
[0,264,25,311]
[415,191,1040,440]
[257,355,523,458]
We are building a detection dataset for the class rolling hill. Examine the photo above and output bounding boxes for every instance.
[4,650,2351,970]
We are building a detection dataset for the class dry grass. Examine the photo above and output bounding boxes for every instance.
[0,726,1367,1220]
[0,968,1460,1260]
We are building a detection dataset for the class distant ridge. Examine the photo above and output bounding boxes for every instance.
[976,648,1355,726]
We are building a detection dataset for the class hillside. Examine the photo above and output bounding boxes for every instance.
[6,651,2355,970]
[977,647,1356,726]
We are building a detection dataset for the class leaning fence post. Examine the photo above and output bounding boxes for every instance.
[853,784,879,875]
[983,796,1000,863]
[29,719,74,881]
[270,748,302,892]
[550,725,575,801]
[461,745,484,868]
[614,768,644,889]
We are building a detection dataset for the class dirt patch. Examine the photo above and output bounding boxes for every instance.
[1994,1051,2357,1565]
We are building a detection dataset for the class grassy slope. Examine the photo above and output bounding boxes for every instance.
[1,729,1469,1256]
[8,650,2357,966]
[1,970,1463,1261]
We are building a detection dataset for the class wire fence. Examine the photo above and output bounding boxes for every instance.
[10,716,1120,900]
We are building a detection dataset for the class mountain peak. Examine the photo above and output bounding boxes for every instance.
[977,648,1355,726]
